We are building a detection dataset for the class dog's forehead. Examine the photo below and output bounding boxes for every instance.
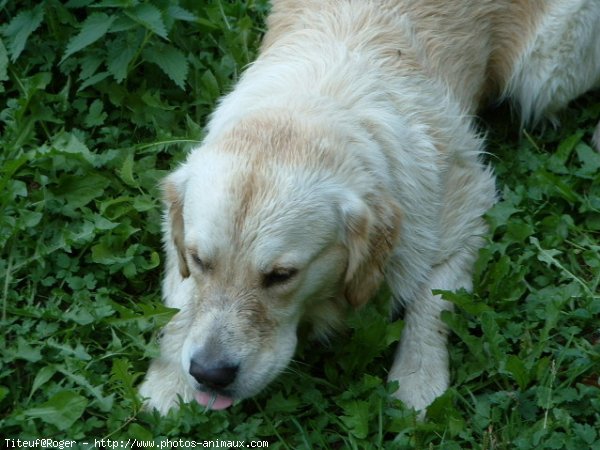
[182,149,339,266]
[182,151,236,232]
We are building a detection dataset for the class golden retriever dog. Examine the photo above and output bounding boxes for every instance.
[139,0,600,414]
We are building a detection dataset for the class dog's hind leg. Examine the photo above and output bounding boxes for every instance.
[505,0,600,126]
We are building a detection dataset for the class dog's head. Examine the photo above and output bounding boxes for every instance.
[162,117,401,409]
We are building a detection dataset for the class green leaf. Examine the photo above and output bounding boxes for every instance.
[575,142,600,177]
[485,201,521,232]
[63,305,96,326]
[56,173,111,209]
[20,210,43,228]
[125,3,168,39]
[136,302,178,328]
[78,71,111,91]
[111,358,142,405]
[78,52,104,81]
[84,99,107,127]
[94,214,119,231]
[340,400,370,439]
[92,0,131,7]
[143,44,188,89]
[435,289,492,314]
[62,12,116,62]
[108,14,138,33]
[548,130,583,170]
[201,69,220,101]
[132,194,156,212]
[195,17,220,32]
[574,423,597,445]
[11,180,28,198]
[65,0,94,6]
[91,242,132,266]
[25,391,88,430]
[15,337,42,362]
[0,37,8,90]
[530,237,562,265]
[2,4,45,61]
[28,366,56,401]
[536,170,580,203]
[20,72,52,99]
[106,35,138,83]
[506,219,534,243]
[118,151,137,187]
[0,386,8,403]
[167,5,198,22]
[504,355,530,390]
[426,390,465,436]
[265,392,300,414]
[385,319,404,346]
[128,423,154,441]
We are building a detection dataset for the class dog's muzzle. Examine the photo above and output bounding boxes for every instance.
[189,359,239,390]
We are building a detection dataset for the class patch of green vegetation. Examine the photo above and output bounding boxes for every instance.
[1,2,598,449]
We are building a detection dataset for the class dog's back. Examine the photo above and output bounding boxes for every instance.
[264,0,600,120]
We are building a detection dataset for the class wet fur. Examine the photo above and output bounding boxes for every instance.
[140,0,600,414]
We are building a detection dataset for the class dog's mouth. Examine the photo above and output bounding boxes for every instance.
[194,389,234,410]
[184,324,300,411]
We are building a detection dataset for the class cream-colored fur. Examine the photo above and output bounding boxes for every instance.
[139,0,600,415]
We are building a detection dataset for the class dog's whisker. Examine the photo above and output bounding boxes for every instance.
[204,392,217,412]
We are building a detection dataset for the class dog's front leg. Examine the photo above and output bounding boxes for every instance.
[139,286,196,413]
[388,287,452,413]
[139,354,195,414]
[388,245,479,413]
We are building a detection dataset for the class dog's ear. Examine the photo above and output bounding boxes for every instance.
[340,193,402,308]
[162,169,190,278]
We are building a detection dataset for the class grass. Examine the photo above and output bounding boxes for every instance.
[1,1,599,448]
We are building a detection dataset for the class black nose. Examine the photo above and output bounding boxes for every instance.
[189,360,239,389]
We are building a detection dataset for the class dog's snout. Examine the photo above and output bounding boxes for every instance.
[189,359,239,389]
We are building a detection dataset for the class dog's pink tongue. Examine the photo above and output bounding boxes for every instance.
[195,391,233,410]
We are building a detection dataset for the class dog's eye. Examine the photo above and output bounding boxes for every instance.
[262,268,298,288]
[190,253,210,271]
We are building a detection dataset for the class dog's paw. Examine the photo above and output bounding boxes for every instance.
[139,359,194,414]
[388,370,449,414]
[388,351,449,413]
